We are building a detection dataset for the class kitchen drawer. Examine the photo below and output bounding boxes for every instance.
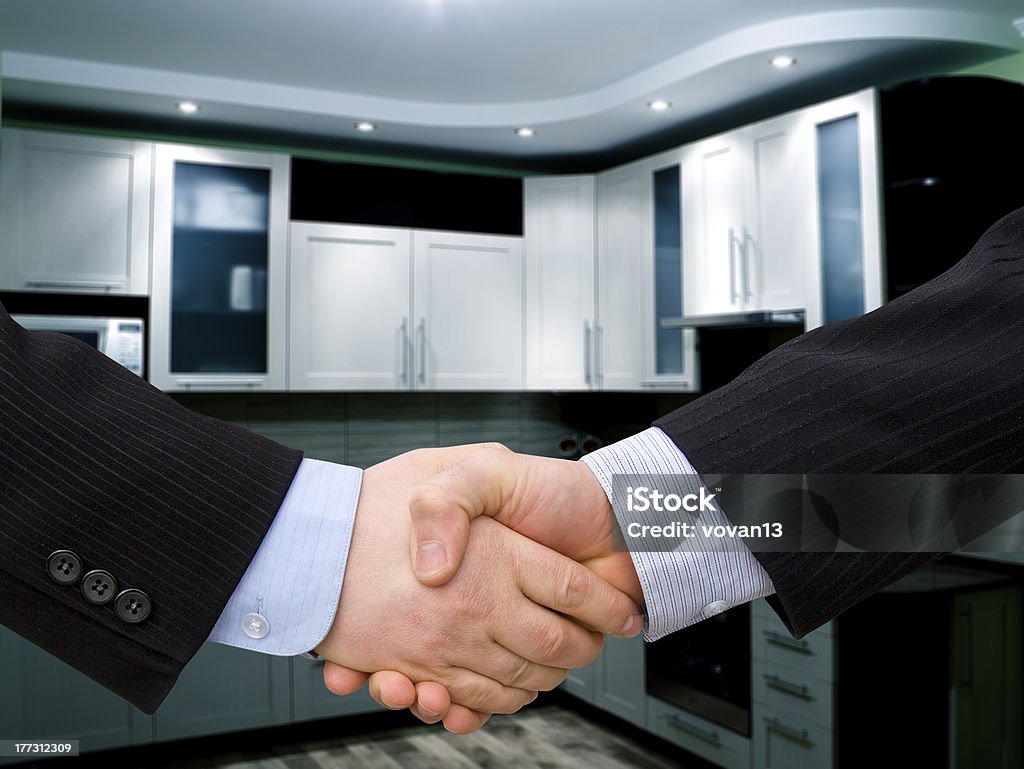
[752,622,835,682]
[752,660,835,729]
[752,598,835,638]
[753,710,834,769]
[646,696,750,769]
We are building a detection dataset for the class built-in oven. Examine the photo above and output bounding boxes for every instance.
[646,602,751,736]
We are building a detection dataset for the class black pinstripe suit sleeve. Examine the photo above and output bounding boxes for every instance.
[655,206,1024,638]
[0,304,303,713]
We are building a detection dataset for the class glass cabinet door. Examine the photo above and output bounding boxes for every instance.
[151,145,289,391]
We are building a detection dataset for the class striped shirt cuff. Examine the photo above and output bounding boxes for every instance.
[581,427,775,641]
[208,458,361,656]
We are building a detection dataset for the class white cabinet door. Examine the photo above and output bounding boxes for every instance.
[685,130,746,317]
[289,223,412,390]
[0,129,151,295]
[596,161,645,390]
[524,175,596,390]
[412,230,523,390]
[747,113,815,313]
[151,144,289,391]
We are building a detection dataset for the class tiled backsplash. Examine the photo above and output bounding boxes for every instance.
[172,392,695,468]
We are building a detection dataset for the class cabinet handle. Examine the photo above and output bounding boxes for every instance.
[742,228,755,301]
[176,378,263,387]
[584,320,592,386]
[25,279,125,291]
[763,629,811,653]
[595,323,604,386]
[659,714,721,746]
[763,673,811,698]
[399,317,409,385]
[763,716,810,742]
[728,228,739,304]
[417,318,426,385]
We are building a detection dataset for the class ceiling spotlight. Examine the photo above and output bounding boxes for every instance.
[176,101,200,114]
[770,55,797,69]
[355,121,377,133]
[647,99,672,112]
[515,127,536,138]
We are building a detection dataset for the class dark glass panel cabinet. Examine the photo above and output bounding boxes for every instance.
[151,145,289,390]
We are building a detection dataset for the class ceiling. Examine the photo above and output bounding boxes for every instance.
[0,0,1021,171]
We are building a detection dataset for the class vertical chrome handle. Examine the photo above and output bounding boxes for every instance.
[399,317,409,384]
[584,320,592,386]
[743,227,755,301]
[595,323,604,386]
[728,228,740,304]
[417,318,426,385]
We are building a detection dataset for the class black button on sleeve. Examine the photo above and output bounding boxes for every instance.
[81,570,118,605]
[114,589,152,624]
[47,550,83,586]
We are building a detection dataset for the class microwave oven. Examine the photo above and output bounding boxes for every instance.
[11,314,145,378]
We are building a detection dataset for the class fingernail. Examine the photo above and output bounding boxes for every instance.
[420,706,441,718]
[621,613,643,636]
[416,541,447,577]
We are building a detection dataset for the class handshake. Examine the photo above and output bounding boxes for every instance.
[311,443,644,733]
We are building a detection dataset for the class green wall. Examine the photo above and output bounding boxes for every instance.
[957,50,1024,83]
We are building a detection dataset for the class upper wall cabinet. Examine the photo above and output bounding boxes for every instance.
[150,144,290,391]
[683,112,815,318]
[289,223,523,391]
[0,128,152,295]
[524,175,596,390]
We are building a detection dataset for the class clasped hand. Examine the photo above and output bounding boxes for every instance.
[313,444,643,733]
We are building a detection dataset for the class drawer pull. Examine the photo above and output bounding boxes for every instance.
[659,714,721,746]
[763,673,811,698]
[763,716,810,742]
[763,629,810,652]
[26,279,125,291]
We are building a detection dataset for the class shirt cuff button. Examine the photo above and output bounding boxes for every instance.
[243,612,270,639]
[703,600,729,617]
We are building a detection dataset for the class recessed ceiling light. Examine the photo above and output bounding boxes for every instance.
[647,99,672,112]
[770,55,797,69]
[355,121,377,133]
[515,127,536,138]
[177,101,200,114]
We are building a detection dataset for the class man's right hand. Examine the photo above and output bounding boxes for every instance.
[323,444,643,731]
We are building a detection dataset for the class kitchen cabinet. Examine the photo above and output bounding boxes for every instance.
[289,223,412,390]
[524,175,596,390]
[289,222,522,391]
[150,144,290,391]
[152,643,291,741]
[561,634,645,728]
[413,230,523,390]
[595,160,647,390]
[951,586,1022,769]
[683,111,813,319]
[0,128,152,295]
[0,624,153,763]
[647,695,751,769]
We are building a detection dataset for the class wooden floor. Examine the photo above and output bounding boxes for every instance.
[76,702,710,769]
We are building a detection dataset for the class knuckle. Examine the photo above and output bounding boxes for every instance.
[535,622,572,664]
[557,564,590,612]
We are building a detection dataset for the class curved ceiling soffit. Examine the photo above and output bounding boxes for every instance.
[4,8,1020,127]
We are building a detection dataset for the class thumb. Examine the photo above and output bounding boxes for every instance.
[409,443,520,586]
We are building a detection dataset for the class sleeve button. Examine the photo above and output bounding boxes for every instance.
[242,612,270,639]
[703,600,729,617]
[115,589,151,624]
[47,550,83,586]
[81,570,118,605]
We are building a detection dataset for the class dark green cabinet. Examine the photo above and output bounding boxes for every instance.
[561,635,645,727]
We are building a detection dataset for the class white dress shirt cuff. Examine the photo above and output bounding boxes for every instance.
[580,427,775,641]
[208,458,362,656]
